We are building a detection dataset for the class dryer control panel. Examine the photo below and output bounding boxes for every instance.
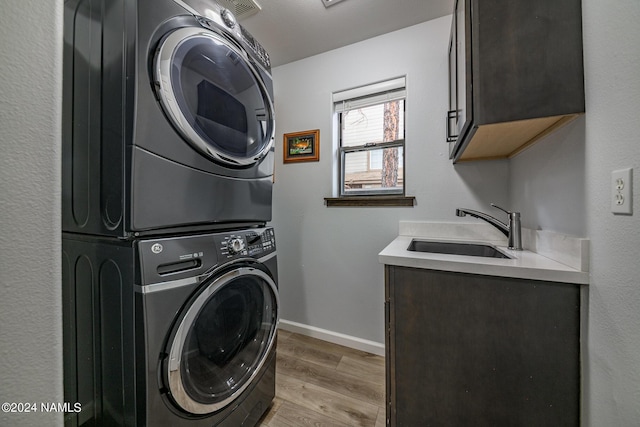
[215,227,276,260]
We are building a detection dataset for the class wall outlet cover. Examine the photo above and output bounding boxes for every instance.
[611,168,633,215]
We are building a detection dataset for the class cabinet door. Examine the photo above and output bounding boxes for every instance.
[447,21,457,145]
[455,0,467,136]
[386,266,580,427]
[449,0,472,158]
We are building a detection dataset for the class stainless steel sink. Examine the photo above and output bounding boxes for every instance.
[407,240,513,259]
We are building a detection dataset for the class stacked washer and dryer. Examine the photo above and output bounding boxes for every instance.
[62,0,278,425]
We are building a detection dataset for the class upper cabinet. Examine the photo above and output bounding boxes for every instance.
[446,0,585,162]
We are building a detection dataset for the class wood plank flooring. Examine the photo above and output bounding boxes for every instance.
[258,330,386,427]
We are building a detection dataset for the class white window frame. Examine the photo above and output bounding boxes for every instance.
[333,77,407,197]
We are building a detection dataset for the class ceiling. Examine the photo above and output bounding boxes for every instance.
[238,0,454,67]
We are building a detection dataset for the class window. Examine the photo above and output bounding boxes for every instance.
[334,77,406,197]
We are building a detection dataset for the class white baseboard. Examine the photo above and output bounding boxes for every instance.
[278,319,385,357]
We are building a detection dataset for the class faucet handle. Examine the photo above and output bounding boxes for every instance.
[490,203,510,214]
[491,203,523,250]
[490,203,519,216]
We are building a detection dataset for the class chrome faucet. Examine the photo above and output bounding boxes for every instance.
[455,203,522,250]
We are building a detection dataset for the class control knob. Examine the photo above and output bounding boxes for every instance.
[228,237,245,254]
[220,9,236,29]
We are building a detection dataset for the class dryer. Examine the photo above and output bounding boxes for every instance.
[62,227,279,426]
[62,0,275,237]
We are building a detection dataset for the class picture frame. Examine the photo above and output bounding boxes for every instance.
[283,129,320,163]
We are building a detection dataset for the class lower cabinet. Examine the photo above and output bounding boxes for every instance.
[385,266,581,426]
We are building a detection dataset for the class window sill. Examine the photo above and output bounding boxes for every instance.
[324,196,416,207]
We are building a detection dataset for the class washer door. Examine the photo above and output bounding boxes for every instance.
[165,265,278,414]
[155,27,275,167]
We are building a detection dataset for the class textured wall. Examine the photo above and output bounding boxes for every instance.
[0,1,64,426]
[582,0,640,424]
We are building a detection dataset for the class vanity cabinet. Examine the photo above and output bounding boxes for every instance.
[446,0,585,162]
[385,266,580,426]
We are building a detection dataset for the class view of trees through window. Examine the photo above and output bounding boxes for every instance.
[341,99,405,195]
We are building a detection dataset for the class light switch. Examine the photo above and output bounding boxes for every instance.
[611,168,633,215]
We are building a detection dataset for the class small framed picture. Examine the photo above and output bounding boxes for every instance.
[283,129,320,163]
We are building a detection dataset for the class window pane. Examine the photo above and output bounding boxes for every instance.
[343,147,403,194]
[341,100,404,148]
[370,147,403,170]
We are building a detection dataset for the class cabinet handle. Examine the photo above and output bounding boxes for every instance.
[446,110,458,142]
[385,299,390,332]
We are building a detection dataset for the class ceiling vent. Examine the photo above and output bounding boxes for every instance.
[215,0,261,20]
[321,0,347,7]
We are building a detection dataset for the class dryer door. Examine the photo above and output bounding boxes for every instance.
[155,27,275,167]
[165,265,278,414]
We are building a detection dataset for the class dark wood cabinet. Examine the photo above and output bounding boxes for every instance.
[447,0,471,156]
[447,0,585,162]
[385,265,581,426]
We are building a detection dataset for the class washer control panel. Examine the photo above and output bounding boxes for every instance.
[139,227,276,283]
[215,227,276,260]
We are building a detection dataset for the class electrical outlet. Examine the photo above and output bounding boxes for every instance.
[611,168,633,215]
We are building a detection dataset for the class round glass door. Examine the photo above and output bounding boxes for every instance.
[155,27,275,166]
[166,266,278,414]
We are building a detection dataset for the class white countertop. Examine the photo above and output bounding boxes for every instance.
[378,222,590,285]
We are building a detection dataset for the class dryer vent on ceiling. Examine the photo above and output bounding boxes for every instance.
[215,0,261,20]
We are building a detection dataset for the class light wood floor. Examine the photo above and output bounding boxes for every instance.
[258,330,386,427]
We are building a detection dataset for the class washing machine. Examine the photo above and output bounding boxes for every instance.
[62,0,275,237]
[62,227,279,426]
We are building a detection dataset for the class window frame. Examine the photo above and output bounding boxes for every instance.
[335,78,407,198]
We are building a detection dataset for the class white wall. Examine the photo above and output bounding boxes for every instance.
[0,1,63,426]
[510,0,640,424]
[271,16,509,345]
[510,116,587,236]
